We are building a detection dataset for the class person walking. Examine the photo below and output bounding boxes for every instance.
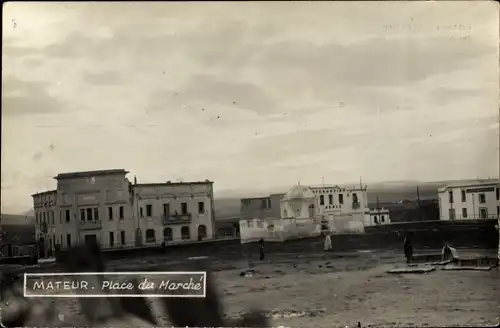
[324,232,332,252]
[258,238,265,261]
[403,232,413,264]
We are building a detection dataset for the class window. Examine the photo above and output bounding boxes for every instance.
[247,220,254,228]
[497,187,499,201]
[146,204,153,217]
[462,208,467,219]
[59,210,62,224]
[497,206,500,216]
[86,208,93,221]
[328,194,333,205]
[448,191,454,204]
[449,208,456,220]
[308,204,315,217]
[140,207,143,217]
[36,216,39,225]
[80,209,85,221]
[60,234,63,248]
[145,229,156,243]
[120,231,126,245]
[198,202,205,214]
[381,215,385,223]
[108,207,113,220]
[94,208,99,221]
[181,202,188,215]
[256,221,263,228]
[163,228,173,241]
[479,193,486,204]
[353,193,359,203]
[109,231,114,247]
[374,216,378,224]
[66,234,71,248]
[51,212,54,225]
[65,210,70,222]
[339,194,344,204]
[461,190,466,202]
[479,208,487,219]
[260,199,267,209]
[198,225,207,239]
[181,226,190,240]
[163,204,170,216]
[119,206,124,220]
[319,195,324,205]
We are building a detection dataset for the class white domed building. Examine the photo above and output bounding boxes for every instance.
[281,184,317,219]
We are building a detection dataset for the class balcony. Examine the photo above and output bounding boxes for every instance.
[163,213,192,225]
[79,220,103,231]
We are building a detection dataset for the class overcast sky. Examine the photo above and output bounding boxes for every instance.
[2,1,499,213]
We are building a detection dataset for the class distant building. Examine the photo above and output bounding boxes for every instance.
[438,179,500,220]
[239,183,374,243]
[240,195,282,220]
[31,169,216,257]
[368,208,391,225]
[310,185,369,215]
[240,185,321,243]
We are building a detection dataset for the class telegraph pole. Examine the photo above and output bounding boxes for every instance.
[417,186,422,221]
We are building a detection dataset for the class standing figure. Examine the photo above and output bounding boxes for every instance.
[259,238,265,261]
[441,242,459,263]
[403,232,413,264]
[324,232,332,252]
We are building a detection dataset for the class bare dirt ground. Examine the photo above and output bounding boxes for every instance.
[18,249,500,327]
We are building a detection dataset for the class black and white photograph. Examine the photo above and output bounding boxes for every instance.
[1,1,499,327]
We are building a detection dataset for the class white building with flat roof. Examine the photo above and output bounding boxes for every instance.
[32,169,216,257]
[437,179,499,220]
[368,208,391,225]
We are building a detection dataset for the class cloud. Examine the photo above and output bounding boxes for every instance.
[82,70,124,86]
[2,76,66,116]
[0,1,498,213]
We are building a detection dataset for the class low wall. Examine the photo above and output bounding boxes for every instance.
[0,255,37,266]
[53,219,498,263]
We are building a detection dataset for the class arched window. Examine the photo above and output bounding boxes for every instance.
[163,227,173,241]
[198,225,207,240]
[145,229,156,243]
[181,226,190,240]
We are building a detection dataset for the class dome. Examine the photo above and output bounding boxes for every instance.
[283,184,315,201]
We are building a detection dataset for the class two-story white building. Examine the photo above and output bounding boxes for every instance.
[132,180,216,245]
[438,179,500,220]
[32,169,216,257]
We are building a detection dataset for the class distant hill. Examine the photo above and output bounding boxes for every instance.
[0,224,36,245]
[1,214,34,225]
[8,179,457,222]
[213,183,439,221]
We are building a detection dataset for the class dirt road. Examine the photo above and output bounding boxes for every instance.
[16,249,500,327]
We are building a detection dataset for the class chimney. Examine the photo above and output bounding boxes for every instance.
[134,176,137,185]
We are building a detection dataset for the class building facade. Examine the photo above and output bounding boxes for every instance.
[132,181,216,245]
[240,195,282,220]
[310,185,369,216]
[368,208,391,225]
[32,169,216,256]
[438,180,500,220]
